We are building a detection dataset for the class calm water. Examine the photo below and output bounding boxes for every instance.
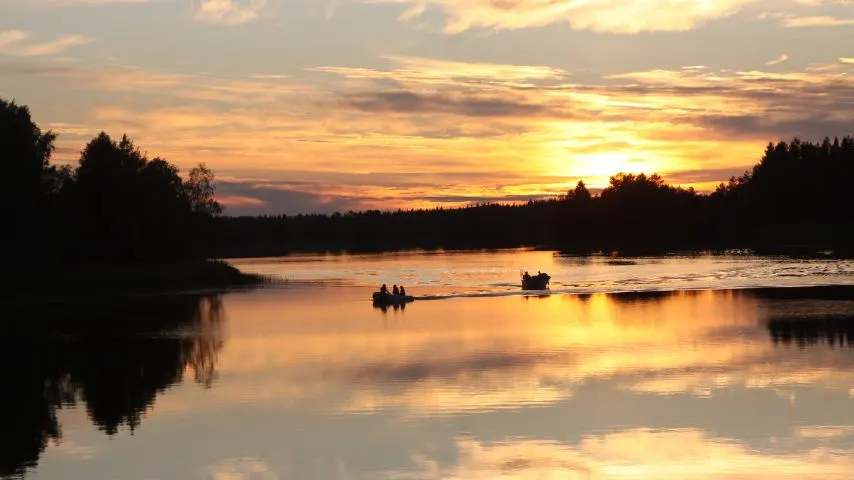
[5,250,854,479]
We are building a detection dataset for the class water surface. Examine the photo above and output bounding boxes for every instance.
[5,250,854,479]
[234,249,854,295]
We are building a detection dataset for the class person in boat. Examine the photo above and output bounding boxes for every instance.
[523,271,531,280]
[392,285,400,295]
[380,284,389,295]
[399,285,406,296]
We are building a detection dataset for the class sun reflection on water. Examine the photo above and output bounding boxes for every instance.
[18,274,854,480]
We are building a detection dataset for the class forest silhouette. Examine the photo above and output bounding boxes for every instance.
[1,98,222,267]
[216,139,854,257]
[4,96,854,262]
[0,98,270,297]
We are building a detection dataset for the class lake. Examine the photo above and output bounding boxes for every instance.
[4,249,854,479]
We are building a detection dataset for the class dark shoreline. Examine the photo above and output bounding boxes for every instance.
[6,253,853,308]
[4,260,272,306]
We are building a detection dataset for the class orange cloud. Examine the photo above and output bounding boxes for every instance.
[216,195,266,207]
[12,0,153,5]
[782,15,854,27]
[314,54,569,87]
[0,29,94,56]
[193,0,268,25]
[364,0,762,34]
[13,49,854,213]
[766,53,789,65]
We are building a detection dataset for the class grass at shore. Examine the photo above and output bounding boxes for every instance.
[5,260,272,304]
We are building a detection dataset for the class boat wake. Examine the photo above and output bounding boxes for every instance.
[413,280,854,301]
[230,253,854,300]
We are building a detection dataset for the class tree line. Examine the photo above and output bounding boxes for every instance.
[2,98,223,268]
[5,96,853,262]
[217,136,854,257]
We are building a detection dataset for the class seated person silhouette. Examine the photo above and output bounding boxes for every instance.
[392,285,400,295]
[399,285,406,296]
[380,284,389,295]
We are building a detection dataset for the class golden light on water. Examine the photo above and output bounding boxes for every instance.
[36,248,854,480]
[185,288,852,417]
[141,285,854,479]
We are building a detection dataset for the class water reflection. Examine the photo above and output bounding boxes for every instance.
[374,301,407,314]
[769,316,854,348]
[758,286,854,349]
[0,294,223,479]
[7,284,854,479]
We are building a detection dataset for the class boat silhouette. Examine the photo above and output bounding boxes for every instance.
[521,271,550,290]
[372,291,415,306]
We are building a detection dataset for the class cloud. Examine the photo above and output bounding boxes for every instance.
[0,30,27,48]
[361,0,761,34]
[782,15,854,27]
[0,30,94,57]
[320,55,854,141]
[0,62,310,105]
[381,55,569,83]
[766,53,789,65]
[695,113,854,142]
[7,50,854,212]
[193,0,268,25]
[661,167,753,184]
[216,180,367,215]
[214,172,572,215]
[797,426,854,439]
[312,55,570,91]
[0,0,153,5]
[602,65,854,140]
[40,0,152,3]
[794,0,854,4]
[340,90,549,118]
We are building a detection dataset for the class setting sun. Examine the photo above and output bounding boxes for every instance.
[545,147,666,190]
[574,151,645,184]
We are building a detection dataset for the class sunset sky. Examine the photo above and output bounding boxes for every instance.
[1,0,853,215]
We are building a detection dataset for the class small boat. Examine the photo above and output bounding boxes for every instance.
[372,291,415,306]
[521,271,550,290]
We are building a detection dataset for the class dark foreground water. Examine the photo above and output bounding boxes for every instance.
[4,251,854,479]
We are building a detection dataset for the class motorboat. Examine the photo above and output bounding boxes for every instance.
[372,291,415,306]
[521,271,550,290]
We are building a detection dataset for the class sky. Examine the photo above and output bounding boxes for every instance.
[1,0,853,215]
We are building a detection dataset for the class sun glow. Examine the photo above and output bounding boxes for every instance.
[553,151,664,189]
[575,151,635,177]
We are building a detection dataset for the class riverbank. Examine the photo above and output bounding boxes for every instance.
[4,260,272,305]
